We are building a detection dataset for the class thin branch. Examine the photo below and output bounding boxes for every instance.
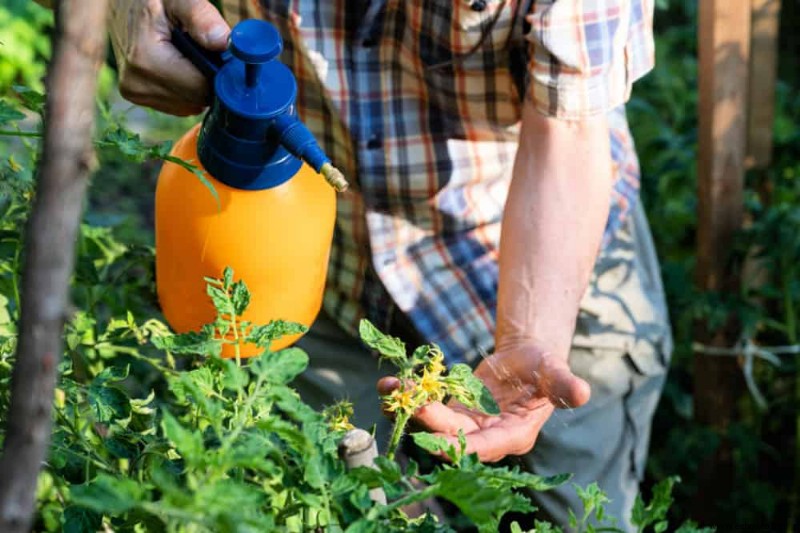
[0,1,108,531]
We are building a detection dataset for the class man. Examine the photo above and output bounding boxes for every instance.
[109,0,672,528]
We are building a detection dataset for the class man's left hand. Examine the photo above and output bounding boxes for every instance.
[378,344,590,462]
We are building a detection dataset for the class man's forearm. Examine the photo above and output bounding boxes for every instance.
[495,103,614,359]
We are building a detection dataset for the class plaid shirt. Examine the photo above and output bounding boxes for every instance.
[222,0,655,363]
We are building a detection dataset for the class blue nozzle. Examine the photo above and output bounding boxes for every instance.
[272,115,330,172]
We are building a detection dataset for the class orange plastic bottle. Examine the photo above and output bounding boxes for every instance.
[156,20,344,357]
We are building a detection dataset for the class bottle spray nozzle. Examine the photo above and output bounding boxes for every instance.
[272,115,349,192]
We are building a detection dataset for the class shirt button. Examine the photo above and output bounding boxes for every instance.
[366,134,382,149]
[469,0,487,12]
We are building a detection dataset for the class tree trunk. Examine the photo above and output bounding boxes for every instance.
[0,2,108,532]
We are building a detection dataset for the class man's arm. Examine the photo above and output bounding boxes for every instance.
[388,98,613,462]
[494,103,613,375]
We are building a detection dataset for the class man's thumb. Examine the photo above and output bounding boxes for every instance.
[167,0,230,50]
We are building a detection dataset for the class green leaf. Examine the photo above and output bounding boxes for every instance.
[446,364,499,415]
[70,474,145,514]
[431,469,520,527]
[12,86,45,114]
[161,410,205,463]
[93,364,129,385]
[207,284,232,314]
[245,320,307,349]
[631,476,679,529]
[358,319,406,363]
[474,465,571,492]
[373,456,403,484]
[222,266,234,289]
[220,359,248,391]
[533,521,563,533]
[152,328,222,357]
[231,279,250,316]
[257,417,311,453]
[250,347,309,384]
[0,100,25,126]
[675,521,716,533]
[88,385,130,423]
[61,506,102,533]
[411,432,457,460]
[346,519,380,533]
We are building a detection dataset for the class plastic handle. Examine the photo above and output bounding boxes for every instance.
[170,28,225,82]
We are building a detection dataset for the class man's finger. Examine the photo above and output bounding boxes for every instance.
[438,412,549,463]
[412,401,482,435]
[538,356,591,409]
[166,0,230,49]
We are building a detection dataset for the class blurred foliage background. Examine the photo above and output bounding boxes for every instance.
[2,0,800,530]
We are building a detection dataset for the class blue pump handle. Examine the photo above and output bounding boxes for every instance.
[170,28,225,83]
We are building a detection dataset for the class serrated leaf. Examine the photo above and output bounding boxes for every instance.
[161,411,204,463]
[152,329,222,357]
[70,474,145,514]
[431,469,519,526]
[0,100,25,126]
[374,456,403,483]
[222,267,234,289]
[220,359,248,391]
[446,364,499,415]
[12,86,45,114]
[411,432,457,460]
[358,319,406,363]
[231,280,250,316]
[345,518,379,533]
[88,385,130,423]
[61,506,102,533]
[245,320,307,349]
[207,284,232,314]
[257,417,311,453]
[93,364,129,385]
[250,347,309,384]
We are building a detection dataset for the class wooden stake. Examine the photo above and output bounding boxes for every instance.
[339,429,387,505]
[0,2,108,531]
[746,0,781,170]
[693,0,751,525]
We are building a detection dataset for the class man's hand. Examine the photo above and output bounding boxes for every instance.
[109,0,230,115]
[378,344,590,462]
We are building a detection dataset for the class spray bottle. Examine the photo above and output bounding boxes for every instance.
[156,19,347,358]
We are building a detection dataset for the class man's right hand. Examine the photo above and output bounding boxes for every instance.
[109,0,230,116]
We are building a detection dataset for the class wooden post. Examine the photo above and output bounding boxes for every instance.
[693,0,751,525]
[0,2,108,532]
[746,0,781,170]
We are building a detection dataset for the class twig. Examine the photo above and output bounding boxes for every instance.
[0,2,108,531]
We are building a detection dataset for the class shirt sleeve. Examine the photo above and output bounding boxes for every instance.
[524,0,655,119]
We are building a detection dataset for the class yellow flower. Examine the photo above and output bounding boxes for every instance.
[324,401,355,432]
[426,348,446,376]
[418,369,446,403]
[384,385,419,413]
[330,418,355,432]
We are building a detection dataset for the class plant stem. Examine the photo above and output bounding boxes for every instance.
[785,260,800,533]
[0,130,41,138]
[367,484,438,521]
[386,411,411,461]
